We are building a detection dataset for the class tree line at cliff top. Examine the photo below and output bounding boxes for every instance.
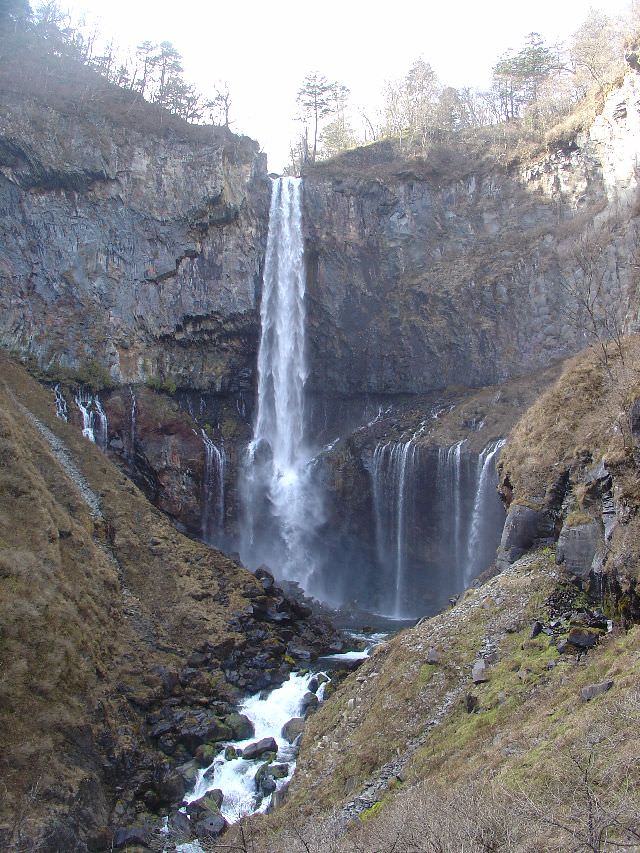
[0,0,634,165]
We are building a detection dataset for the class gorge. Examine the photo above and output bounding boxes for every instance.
[2,13,640,852]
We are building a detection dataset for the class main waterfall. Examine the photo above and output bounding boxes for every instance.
[241,177,321,587]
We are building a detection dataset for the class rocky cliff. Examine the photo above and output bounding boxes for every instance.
[302,72,640,397]
[0,90,270,391]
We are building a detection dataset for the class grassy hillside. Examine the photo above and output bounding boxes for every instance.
[226,340,640,852]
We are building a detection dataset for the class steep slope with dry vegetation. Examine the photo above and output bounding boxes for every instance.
[0,354,336,851]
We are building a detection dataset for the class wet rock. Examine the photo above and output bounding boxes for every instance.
[195,813,227,840]
[167,810,193,841]
[581,680,614,702]
[271,781,289,809]
[186,790,224,821]
[224,745,238,761]
[225,712,254,740]
[242,736,278,760]
[195,742,222,767]
[178,716,232,752]
[112,826,151,849]
[300,691,319,716]
[282,717,305,743]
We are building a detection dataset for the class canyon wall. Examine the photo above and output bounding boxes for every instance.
[0,92,270,391]
[302,72,640,397]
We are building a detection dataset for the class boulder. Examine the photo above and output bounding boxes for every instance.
[186,790,224,822]
[195,813,227,840]
[153,769,185,806]
[426,648,440,664]
[242,737,278,760]
[176,760,199,785]
[281,717,305,743]
[581,680,614,702]
[167,810,193,841]
[195,742,222,767]
[472,659,489,684]
[567,627,600,649]
[224,712,255,740]
[556,521,602,578]
[112,826,151,849]
[497,505,547,567]
[300,691,319,716]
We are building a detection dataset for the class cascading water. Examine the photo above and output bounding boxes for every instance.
[54,384,68,421]
[437,439,466,586]
[200,429,226,545]
[74,391,108,449]
[369,437,506,615]
[129,388,136,460]
[94,397,108,450]
[465,439,506,585]
[241,177,322,588]
[185,671,325,822]
[371,438,419,618]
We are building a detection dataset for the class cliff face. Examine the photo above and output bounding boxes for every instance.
[302,72,640,397]
[0,92,270,391]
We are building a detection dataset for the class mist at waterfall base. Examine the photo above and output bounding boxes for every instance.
[238,176,506,620]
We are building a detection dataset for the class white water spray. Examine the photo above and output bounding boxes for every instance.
[74,391,108,449]
[54,384,68,421]
[242,177,321,586]
[185,671,321,822]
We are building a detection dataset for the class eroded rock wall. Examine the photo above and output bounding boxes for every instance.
[302,72,640,397]
[0,93,270,390]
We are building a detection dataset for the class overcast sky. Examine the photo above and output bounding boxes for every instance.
[63,0,631,170]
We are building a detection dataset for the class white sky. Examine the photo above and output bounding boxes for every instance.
[62,0,631,171]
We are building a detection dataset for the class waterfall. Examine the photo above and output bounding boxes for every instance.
[94,397,108,450]
[370,438,419,618]
[369,436,505,615]
[438,439,466,585]
[74,391,108,449]
[54,384,68,421]
[241,177,320,587]
[200,429,226,545]
[129,388,136,460]
[465,439,506,585]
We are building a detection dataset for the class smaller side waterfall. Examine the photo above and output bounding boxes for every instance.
[54,384,68,421]
[74,391,108,449]
[129,389,137,460]
[368,436,505,616]
[371,438,419,618]
[200,430,226,545]
[465,439,506,585]
[437,439,466,584]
